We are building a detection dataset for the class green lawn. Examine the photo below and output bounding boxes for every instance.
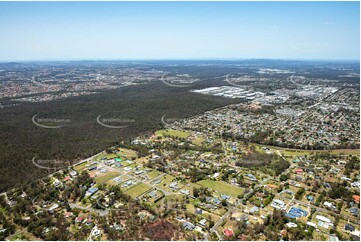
[125,183,152,198]
[155,129,191,139]
[197,180,244,198]
[95,171,121,184]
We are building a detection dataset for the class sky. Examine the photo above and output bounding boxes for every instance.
[0,1,359,61]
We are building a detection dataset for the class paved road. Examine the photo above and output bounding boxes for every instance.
[101,161,176,196]
[289,74,302,87]
[205,208,233,241]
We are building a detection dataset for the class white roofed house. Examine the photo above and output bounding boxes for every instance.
[180,189,190,196]
[316,215,331,224]
[48,203,59,212]
[53,179,63,188]
[323,201,336,210]
[351,181,360,188]
[271,199,285,210]
[315,215,333,229]
[169,182,178,189]
[213,172,220,179]
[306,221,317,228]
[198,219,207,227]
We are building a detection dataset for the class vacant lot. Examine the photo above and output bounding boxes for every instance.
[117,148,138,159]
[147,170,163,179]
[155,129,191,139]
[197,180,244,198]
[95,171,121,184]
[158,174,176,186]
[253,143,360,157]
[105,154,118,159]
[73,162,89,172]
[125,183,152,198]
[192,136,205,146]
[155,174,178,192]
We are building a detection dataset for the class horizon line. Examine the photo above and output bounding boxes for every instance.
[0,58,360,63]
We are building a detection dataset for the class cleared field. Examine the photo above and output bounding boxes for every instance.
[155,129,190,139]
[117,148,138,159]
[158,174,176,186]
[161,194,185,203]
[192,137,205,146]
[197,180,244,198]
[105,154,118,159]
[95,171,121,184]
[147,170,163,179]
[252,143,360,157]
[93,152,105,161]
[73,162,88,172]
[155,174,178,192]
[330,149,360,156]
[134,157,148,164]
[125,183,152,198]
[106,174,128,186]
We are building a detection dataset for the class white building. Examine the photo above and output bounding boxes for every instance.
[180,189,190,196]
[316,215,333,229]
[316,215,331,224]
[306,221,317,228]
[323,201,335,210]
[286,222,297,228]
[271,199,285,210]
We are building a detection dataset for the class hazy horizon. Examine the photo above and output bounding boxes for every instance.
[0,58,360,63]
[0,1,359,61]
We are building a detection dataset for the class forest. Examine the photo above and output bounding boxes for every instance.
[0,79,239,192]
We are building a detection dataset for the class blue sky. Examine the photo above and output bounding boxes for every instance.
[0,1,359,61]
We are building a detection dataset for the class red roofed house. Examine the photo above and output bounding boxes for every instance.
[75,216,84,223]
[64,212,73,218]
[223,228,234,237]
[353,195,360,204]
[266,184,278,190]
[294,168,303,175]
